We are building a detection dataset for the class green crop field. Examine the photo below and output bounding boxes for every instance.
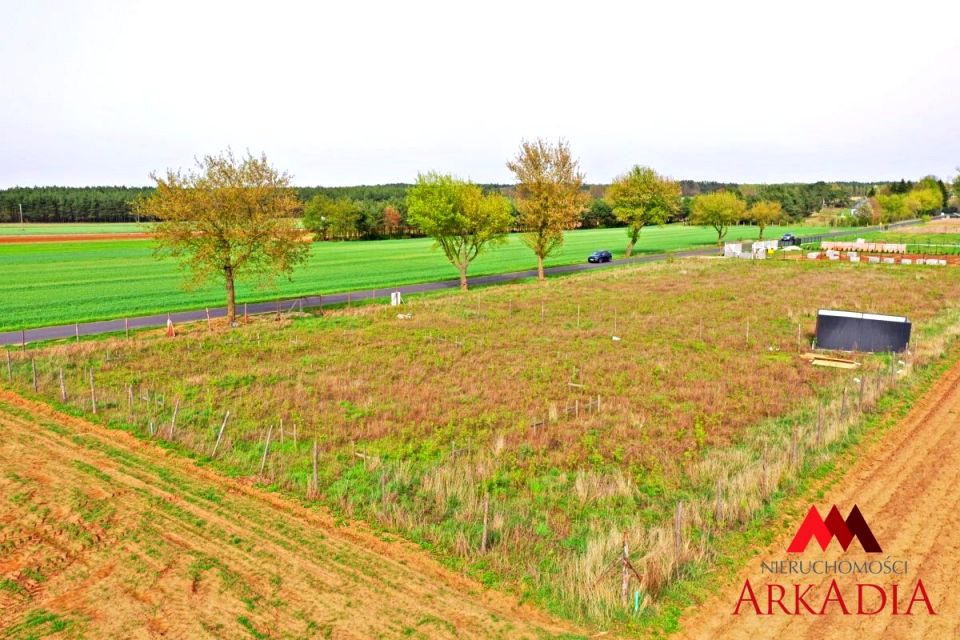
[0,222,147,235]
[8,257,960,633]
[0,224,830,332]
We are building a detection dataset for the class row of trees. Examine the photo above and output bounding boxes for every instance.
[408,143,791,289]
[0,180,921,227]
[407,140,588,286]
[875,177,946,222]
[131,149,960,325]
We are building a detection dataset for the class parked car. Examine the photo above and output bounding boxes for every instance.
[587,250,612,263]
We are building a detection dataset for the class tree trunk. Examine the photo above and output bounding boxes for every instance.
[536,254,545,280]
[625,227,641,258]
[758,224,765,240]
[224,265,236,325]
[458,262,468,290]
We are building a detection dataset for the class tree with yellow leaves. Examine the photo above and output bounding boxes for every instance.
[135,150,309,325]
[507,139,588,280]
[747,200,782,240]
[691,191,746,245]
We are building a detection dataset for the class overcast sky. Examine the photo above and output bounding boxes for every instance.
[2,0,958,187]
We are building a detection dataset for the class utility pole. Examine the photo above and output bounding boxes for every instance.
[19,203,24,225]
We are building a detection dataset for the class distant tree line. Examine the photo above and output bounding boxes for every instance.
[0,179,943,229]
[0,186,155,223]
[874,176,946,223]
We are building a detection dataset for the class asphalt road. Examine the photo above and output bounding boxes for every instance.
[0,222,918,347]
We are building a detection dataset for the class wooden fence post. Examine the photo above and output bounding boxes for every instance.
[480,491,490,553]
[674,501,684,559]
[815,401,823,447]
[211,411,230,458]
[840,383,848,419]
[169,398,180,439]
[31,358,37,392]
[790,425,800,468]
[259,424,274,476]
[89,369,97,414]
[714,478,724,523]
[4,351,11,383]
[621,534,630,606]
[58,368,67,401]
[311,438,319,497]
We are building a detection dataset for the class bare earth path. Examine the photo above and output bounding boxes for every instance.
[0,389,581,639]
[677,358,960,639]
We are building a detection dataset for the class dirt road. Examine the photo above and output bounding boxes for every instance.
[677,359,960,639]
[0,389,580,639]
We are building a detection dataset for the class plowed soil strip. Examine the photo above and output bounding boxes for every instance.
[0,389,579,639]
[0,233,153,243]
[677,359,960,639]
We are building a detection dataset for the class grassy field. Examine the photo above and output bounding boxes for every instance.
[0,224,829,332]
[0,222,146,235]
[8,257,960,632]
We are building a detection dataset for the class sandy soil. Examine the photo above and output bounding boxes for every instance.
[0,389,581,639]
[676,359,960,639]
[0,233,153,243]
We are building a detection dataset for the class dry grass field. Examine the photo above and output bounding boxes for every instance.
[6,257,960,632]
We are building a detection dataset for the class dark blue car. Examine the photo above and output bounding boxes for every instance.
[587,250,612,263]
